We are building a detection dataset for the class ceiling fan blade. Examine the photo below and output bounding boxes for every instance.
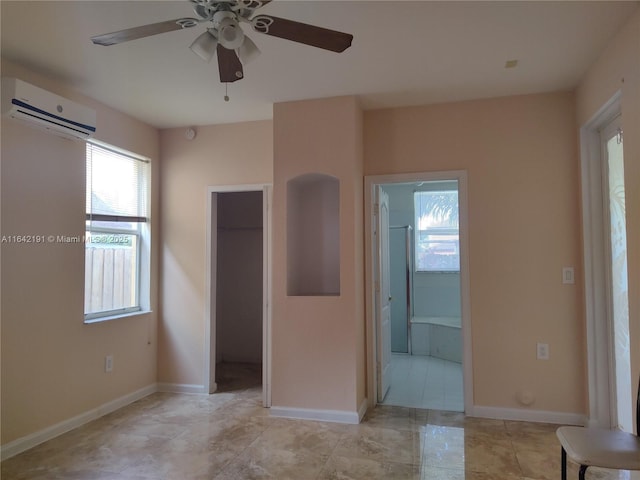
[250,15,352,53]
[237,35,261,65]
[91,18,199,46]
[217,44,244,83]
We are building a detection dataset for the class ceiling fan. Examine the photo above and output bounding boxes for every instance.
[91,0,353,84]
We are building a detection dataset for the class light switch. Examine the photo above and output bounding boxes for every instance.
[537,343,549,360]
[562,267,575,284]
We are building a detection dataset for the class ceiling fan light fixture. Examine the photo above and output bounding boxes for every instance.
[189,29,218,62]
[217,17,245,50]
[237,35,260,65]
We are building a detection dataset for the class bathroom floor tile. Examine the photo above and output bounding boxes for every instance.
[382,354,463,411]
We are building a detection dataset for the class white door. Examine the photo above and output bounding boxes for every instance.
[376,188,392,402]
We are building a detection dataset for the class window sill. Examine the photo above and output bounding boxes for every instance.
[84,309,152,324]
[415,270,460,274]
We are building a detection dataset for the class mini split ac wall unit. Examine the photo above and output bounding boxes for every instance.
[1,77,96,140]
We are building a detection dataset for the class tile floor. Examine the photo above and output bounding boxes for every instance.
[2,363,639,480]
[382,354,464,411]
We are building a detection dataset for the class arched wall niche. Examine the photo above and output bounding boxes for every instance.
[287,173,340,296]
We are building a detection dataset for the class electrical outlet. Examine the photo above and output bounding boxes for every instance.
[536,343,549,360]
[562,267,575,284]
[105,355,113,373]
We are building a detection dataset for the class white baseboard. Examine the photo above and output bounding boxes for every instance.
[270,405,362,424]
[468,405,586,426]
[1,384,157,461]
[358,398,369,421]
[156,383,206,394]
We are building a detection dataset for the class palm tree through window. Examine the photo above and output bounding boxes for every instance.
[414,190,459,272]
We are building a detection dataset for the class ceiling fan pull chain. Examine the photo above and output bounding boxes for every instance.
[224,83,230,102]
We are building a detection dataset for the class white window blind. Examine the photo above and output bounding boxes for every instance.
[86,143,148,224]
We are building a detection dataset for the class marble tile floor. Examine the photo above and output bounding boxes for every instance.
[3,363,639,480]
[382,354,464,412]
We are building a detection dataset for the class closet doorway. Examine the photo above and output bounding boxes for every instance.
[205,185,272,407]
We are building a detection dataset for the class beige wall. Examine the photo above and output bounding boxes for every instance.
[158,122,272,386]
[1,60,160,445]
[365,92,585,414]
[159,91,587,415]
[272,96,365,413]
[576,8,640,415]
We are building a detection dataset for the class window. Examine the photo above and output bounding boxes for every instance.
[85,142,150,321]
[414,190,459,272]
[602,117,632,431]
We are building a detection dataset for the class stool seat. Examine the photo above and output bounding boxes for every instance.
[556,426,640,470]
[555,374,640,480]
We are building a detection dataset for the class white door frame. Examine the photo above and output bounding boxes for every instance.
[204,183,272,407]
[580,92,621,428]
[365,170,473,412]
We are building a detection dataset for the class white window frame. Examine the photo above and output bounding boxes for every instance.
[414,190,460,273]
[84,141,151,323]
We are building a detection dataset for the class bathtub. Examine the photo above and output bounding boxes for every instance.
[410,316,461,363]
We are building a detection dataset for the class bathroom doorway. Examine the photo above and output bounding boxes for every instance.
[366,171,472,413]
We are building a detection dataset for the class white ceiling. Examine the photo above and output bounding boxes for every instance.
[1,1,637,128]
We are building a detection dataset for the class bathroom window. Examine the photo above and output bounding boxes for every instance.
[414,190,459,272]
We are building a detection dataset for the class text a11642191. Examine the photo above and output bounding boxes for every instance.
[1,233,131,244]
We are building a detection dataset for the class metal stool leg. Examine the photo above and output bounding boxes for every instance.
[561,447,567,480]
[579,465,589,480]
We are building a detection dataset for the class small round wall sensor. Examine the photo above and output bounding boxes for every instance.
[185,127,197,140]
[516,390,535,406]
